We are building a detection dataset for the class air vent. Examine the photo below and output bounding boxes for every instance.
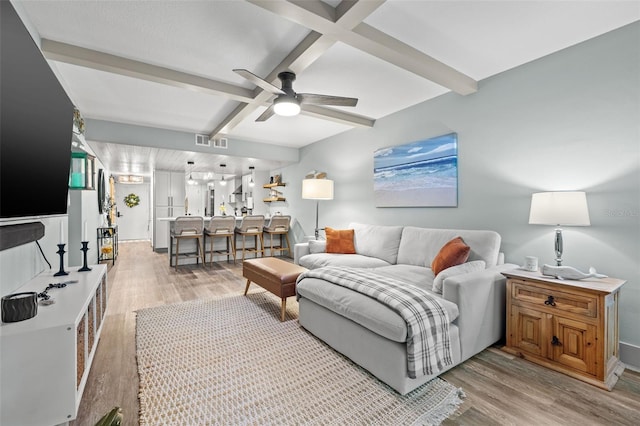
[213,138,228,149]
[195,134,210,147]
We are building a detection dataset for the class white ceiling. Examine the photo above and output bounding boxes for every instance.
[15,0,640,177]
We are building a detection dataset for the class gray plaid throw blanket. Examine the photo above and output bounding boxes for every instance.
[298,266,454,379]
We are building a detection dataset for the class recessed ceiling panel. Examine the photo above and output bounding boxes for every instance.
[52,62,237,134]
[365,0,640,80]
[20,0,310,83]
[297,42,449,119]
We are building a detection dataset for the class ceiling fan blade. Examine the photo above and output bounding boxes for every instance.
[298,93,358,107]
[256,105,276,122]
[233,69,284,95]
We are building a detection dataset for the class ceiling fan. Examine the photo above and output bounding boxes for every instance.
[233,69,358,122]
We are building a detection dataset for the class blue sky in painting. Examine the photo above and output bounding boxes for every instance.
[374,133,457,170]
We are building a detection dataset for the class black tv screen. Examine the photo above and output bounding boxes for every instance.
[1,1,74,219]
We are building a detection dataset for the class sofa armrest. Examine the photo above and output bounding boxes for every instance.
[294,243,310,265]
[442,263,519,360]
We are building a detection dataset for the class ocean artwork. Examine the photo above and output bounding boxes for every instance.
[374,133,458,207]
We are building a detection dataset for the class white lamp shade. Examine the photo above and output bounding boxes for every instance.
[529,191,590,226]
[302,179,334,200]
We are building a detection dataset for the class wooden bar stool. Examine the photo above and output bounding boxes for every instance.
[170,216,205,270]
[234,215,265,261]
[204,216,236,265]
[263,215,291,257]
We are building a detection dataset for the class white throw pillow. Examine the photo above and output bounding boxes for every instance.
[432,260,486,294]
[308,239,326,254]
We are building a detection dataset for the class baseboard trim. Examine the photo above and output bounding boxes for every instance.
[620,341,640,372]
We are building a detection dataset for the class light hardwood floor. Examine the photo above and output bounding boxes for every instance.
[74,241,640,425]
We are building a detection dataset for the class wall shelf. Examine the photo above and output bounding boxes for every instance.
[263,183,286,189]
[263,197,286,203]
[264,181,285,203]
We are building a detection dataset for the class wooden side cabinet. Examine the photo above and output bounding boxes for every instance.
[502,269,625,390]
[1,265,108,425]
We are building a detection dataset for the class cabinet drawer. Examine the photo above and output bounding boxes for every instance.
[511,280,597,318]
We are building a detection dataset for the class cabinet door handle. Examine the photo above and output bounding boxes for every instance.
[544,295,556,306]
[551,336,562,346]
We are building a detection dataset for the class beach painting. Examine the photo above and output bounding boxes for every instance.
[374,133,458,207]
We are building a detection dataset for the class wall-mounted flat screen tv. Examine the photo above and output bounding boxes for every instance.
[1,1,74,220]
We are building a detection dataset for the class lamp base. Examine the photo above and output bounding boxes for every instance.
[554,228,563,266]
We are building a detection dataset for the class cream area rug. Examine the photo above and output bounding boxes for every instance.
[136,292,465,425]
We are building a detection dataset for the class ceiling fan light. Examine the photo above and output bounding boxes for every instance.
[273,97,300,116]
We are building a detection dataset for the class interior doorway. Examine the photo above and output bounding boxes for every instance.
[114,182,151,241]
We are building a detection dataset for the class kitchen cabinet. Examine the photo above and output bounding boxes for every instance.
[502,269,625,390]
[153,170,185,250]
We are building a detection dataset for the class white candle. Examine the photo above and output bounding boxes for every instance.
[59,221,64,244]
[83,221,87,242]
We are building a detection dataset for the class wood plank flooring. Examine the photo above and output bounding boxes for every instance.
[73,241,640,425]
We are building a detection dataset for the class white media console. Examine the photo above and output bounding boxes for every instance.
[1,265,108,425]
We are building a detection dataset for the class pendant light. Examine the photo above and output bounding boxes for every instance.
[220,164,227,186]
[249,166,255,187]
[187,161,196,185]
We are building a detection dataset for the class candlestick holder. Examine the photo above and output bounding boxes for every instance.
[54,243,69,276]
[78,241,92,272]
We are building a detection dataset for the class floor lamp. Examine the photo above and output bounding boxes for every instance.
[302,178,334,240]
[529,191,590,265]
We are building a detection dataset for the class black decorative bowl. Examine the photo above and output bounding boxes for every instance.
[1,292,38,323]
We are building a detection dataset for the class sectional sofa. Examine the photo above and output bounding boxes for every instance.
[294,223,517,394]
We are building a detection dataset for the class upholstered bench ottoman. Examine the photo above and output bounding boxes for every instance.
[243,257,307,321]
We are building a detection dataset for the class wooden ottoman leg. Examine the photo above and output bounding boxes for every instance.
[244,278,251,295]
[281,298,286,322]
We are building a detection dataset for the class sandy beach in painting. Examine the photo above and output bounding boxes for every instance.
[375,187,457,207]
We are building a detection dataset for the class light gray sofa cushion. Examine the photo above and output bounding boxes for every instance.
[372,264,436,292]
[396,227,501,268]
[299,253,391,270]
[308,239,326,254]
[349,222,404,264]
[296,276,459,343]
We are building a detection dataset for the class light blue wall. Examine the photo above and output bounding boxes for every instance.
[279,23,640,359]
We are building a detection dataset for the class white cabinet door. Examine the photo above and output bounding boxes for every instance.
[170,171,185,206]
[155,170,171,206]
[154,206,170,250]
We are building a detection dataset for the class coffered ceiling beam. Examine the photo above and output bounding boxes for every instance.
[210,0,383,138]
[41,39,256,103]
[249,0,478,95]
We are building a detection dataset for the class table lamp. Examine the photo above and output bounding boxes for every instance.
[302,176,334,240]
[528,191,590,266]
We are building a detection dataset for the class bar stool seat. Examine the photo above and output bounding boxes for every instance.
[170,216,205,270]
[205,216,236,265]
[235,215,265,261]
[263,215,291,257]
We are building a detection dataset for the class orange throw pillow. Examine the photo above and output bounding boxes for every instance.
[431,237,471,275]
[325,227,356,254]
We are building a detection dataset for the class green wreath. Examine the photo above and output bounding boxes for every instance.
[123,193,140,208]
